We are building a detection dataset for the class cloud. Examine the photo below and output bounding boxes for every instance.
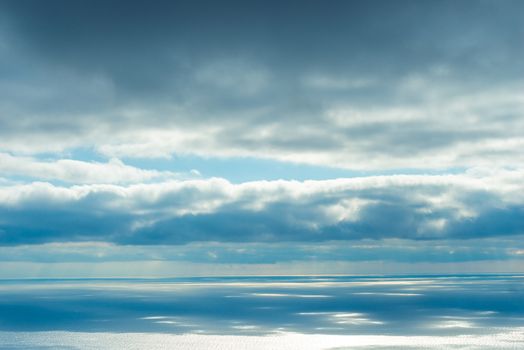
[1,169,523,245]
[0,0,523,272]
[0,153,181,184]
[1,237,522,265]
[0,0,522,169]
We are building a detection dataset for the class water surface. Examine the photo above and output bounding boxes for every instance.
[0,275,523,349]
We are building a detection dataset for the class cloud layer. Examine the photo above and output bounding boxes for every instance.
[0,0,523,169]
[0,153,184,184]
[1,169,523,245]
[0,1,522,271]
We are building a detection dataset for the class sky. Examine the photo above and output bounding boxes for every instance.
[0,0,523,277]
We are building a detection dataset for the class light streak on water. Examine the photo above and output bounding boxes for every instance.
[0,275,523,349]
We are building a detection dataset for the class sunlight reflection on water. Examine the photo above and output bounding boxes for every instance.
[1,330,524,350]
[0,275,523,349]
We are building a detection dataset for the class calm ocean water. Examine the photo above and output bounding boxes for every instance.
[0,275,523,349]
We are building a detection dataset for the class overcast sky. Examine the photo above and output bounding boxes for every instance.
[0,0,523,277]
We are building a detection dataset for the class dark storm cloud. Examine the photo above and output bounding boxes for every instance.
[0,0,523,168]
[3,0,521,83]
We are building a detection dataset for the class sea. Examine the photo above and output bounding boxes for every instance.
[0,274,523,349]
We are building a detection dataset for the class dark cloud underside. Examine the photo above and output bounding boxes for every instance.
[0,0,522,168]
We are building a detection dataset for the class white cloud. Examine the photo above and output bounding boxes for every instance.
[1,169,523,245]
[0,153,180,184]
[302,74,375,90]
[85,82,524,170]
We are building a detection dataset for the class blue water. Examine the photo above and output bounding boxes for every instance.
[0,275,523,349]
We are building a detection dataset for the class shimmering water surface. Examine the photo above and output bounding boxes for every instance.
[0,275,523,349]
